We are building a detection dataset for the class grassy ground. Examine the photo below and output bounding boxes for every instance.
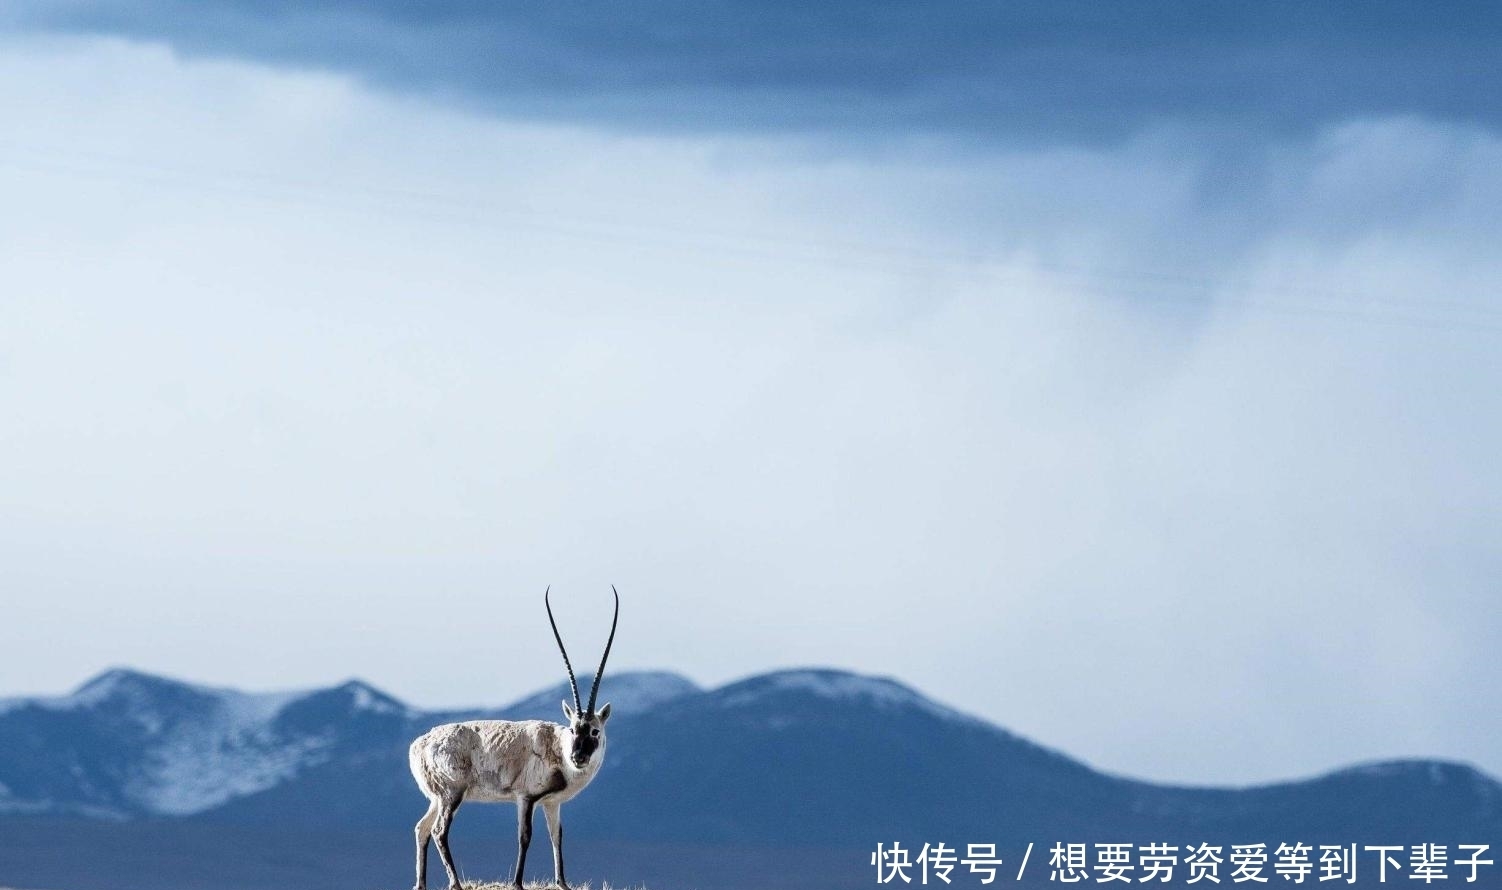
[455,884,645,890]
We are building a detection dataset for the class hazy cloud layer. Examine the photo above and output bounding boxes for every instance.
[0,31,1498,789]
[9,1,1502,142]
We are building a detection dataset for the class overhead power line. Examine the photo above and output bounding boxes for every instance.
[1,142,1498,336]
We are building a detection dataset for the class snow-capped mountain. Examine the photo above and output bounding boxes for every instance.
[0,666,695,819]
[2,666,1501,890]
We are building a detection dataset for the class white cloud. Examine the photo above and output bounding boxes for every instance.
[0,35,1498,786]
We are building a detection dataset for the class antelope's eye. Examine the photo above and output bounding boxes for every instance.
[591,729,600,738]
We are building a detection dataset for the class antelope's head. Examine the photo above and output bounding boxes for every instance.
[547,585,619,770]
[560,700,611,769]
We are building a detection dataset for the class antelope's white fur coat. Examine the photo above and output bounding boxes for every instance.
[409,719,604,805]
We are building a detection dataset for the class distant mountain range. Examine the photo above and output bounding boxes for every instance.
[2,668,1500,890]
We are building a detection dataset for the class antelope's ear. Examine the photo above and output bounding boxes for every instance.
[598,702,612,724]
[562,700,576,722]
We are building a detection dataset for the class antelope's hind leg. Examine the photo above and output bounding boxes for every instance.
[413,796,441,890]
[433,791,465,890]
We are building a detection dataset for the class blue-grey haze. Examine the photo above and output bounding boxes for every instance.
[0,4,1497,789]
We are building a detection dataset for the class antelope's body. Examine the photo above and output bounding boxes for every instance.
[411,719,603,805]
[410,588,619,890]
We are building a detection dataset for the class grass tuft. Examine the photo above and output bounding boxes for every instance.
[447,876,642,882]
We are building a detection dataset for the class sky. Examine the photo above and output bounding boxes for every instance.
[0,3,1499,788]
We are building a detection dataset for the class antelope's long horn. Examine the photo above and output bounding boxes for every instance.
[545,586,582,713]
[586,586,620,716]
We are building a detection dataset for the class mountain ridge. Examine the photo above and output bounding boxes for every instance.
[3,666,1501,889]
[2,665,1499,819]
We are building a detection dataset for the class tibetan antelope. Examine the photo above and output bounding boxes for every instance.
[409,587,619,890]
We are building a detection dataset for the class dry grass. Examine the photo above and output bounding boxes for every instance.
[456,883,646,890]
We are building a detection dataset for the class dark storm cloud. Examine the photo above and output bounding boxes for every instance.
[13,1,1502,141]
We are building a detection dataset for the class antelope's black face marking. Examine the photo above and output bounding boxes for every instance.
[563,702,611,769]
[569,717,603,768]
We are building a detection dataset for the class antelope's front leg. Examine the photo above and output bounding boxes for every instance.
[512,796,536,890]
[543,800,569,890]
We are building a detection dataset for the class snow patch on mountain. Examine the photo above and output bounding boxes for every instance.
[220,689,302,724]
[339,680,414,717]
[719,669,979,724]
[587,671,700,711]
[0,669,359,816]
[126,688,326,815]
[139,730,331,815]
[72,669,155,707]
[495,670,701,720]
